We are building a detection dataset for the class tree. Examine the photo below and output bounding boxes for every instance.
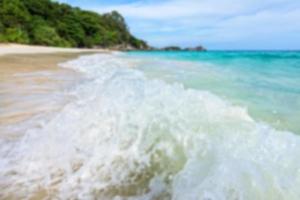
[32,24,68,46]
[0,0,148,49]
[0,0,30,28]
[0,27,29,43]
[56,15,85,47]
[0,21,4,32]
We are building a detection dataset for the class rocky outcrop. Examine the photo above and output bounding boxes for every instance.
[161,46,182,51]
[184,45,206,51]
[159,45,207,52]
[123,45,207,52]
[102,43,151,51]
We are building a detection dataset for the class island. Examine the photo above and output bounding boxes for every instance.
[0,0,148,50]
[0,0,206,52]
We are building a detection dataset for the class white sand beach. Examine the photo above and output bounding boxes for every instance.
[0,44,105,139]
[0,43,109,56]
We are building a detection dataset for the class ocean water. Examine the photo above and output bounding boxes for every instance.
[128,51,300,134]
[1,52,300,199]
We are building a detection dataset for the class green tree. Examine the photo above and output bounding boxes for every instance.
[0,21,4,32]
[0,0,30,28]
[32,24,68,47]
[56,17,85,47]
[0,0,148,49]
[1,27,29,43]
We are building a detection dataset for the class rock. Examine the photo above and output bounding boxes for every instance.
[161,46,182,51]
[184,46,206,51]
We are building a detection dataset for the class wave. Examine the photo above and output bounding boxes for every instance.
[1,54,300,200]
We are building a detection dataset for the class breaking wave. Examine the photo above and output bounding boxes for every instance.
[1,54,300,200]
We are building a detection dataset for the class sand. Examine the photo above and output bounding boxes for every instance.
[0,43,109,56]
[0,44,104,138]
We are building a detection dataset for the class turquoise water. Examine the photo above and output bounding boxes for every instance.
[3,53,300,199]
[128,51,300,134]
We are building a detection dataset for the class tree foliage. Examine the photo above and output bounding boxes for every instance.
[0,0,148,49]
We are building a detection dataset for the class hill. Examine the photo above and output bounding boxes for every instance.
[0,0,148,49]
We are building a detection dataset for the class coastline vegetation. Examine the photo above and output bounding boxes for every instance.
[0,0,148,49]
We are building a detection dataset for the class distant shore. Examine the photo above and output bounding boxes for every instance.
[0,44,110,56]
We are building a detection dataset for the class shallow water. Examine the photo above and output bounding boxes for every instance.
[1,53,300,199]
[0,54,80,138]
[129,51,300,134]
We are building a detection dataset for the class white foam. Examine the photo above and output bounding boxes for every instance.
[1,54,300,200]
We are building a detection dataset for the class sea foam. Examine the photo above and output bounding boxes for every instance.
[1,54,300,200]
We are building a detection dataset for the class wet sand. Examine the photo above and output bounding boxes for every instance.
[0,53,89,139]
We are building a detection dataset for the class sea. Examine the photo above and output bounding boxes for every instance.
[1,51,300,199]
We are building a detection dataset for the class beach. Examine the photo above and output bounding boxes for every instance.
[1,0,299,198]
[0,45,109,199]
[0,44,109,56]
[1,48,300,199]
[0,44,108,139]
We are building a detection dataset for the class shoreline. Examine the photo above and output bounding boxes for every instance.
[0,49,94,138]
[1,46,300,199]
[0,43,111,56]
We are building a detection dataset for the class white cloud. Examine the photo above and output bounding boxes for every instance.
[96,0,238,20]
[95,0,297,19]
[85,0,300,49]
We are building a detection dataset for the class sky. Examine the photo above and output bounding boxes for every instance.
[58,0,300,50]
